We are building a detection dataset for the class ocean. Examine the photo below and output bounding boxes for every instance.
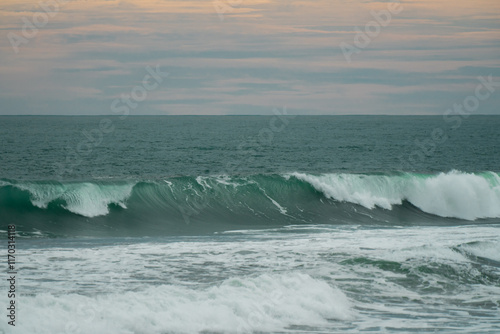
[1,115,499,333]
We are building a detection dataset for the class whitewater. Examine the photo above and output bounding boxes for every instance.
[2,224,499,333]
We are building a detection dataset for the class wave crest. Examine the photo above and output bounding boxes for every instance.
[1,171,499,236]
[15,182,134,217]
[290,170,500,220]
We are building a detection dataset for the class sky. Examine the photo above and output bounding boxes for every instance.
[0,0,499,115]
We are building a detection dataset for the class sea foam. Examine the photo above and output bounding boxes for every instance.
[290,170,500,220]
[8,273,352,334]
[17,182,134,217]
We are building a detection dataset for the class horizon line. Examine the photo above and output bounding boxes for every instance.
[0,114,499,117]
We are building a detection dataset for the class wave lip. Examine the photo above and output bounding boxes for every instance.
[10,181,135,217]
[288,170,500,220]
[287,172,404,210]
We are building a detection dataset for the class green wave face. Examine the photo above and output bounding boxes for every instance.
[1,171,500,238]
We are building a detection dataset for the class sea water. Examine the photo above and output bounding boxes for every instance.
[0,115,499,333]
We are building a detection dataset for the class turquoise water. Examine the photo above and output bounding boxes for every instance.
[0,116,499,333]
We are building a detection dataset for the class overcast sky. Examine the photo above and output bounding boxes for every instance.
[1,0,499,115]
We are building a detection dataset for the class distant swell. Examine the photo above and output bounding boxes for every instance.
[1,171,499,237]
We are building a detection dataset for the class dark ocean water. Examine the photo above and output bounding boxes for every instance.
[1,115,499,333]
[1,115,499,180]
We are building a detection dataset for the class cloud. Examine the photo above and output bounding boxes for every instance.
[0,0,499,115]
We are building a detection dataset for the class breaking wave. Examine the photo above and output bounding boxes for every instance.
[1,171,499,237]
[289,170,500,220]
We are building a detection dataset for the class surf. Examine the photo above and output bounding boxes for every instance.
[1,170,499,237]
[289,170,500,220]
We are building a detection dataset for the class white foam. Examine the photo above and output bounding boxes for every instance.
[215,175,242,187]
[290,171,500,220]
[18,182,135,217]
[9,273,352,334]
[61,183,134,217]
[16,183,66,209]
[460,240,500,262]
[257,185,289,215]
[195,176,212,190]
[291,172,403,210]
[9,224,500,334]
[407,171,500,220]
